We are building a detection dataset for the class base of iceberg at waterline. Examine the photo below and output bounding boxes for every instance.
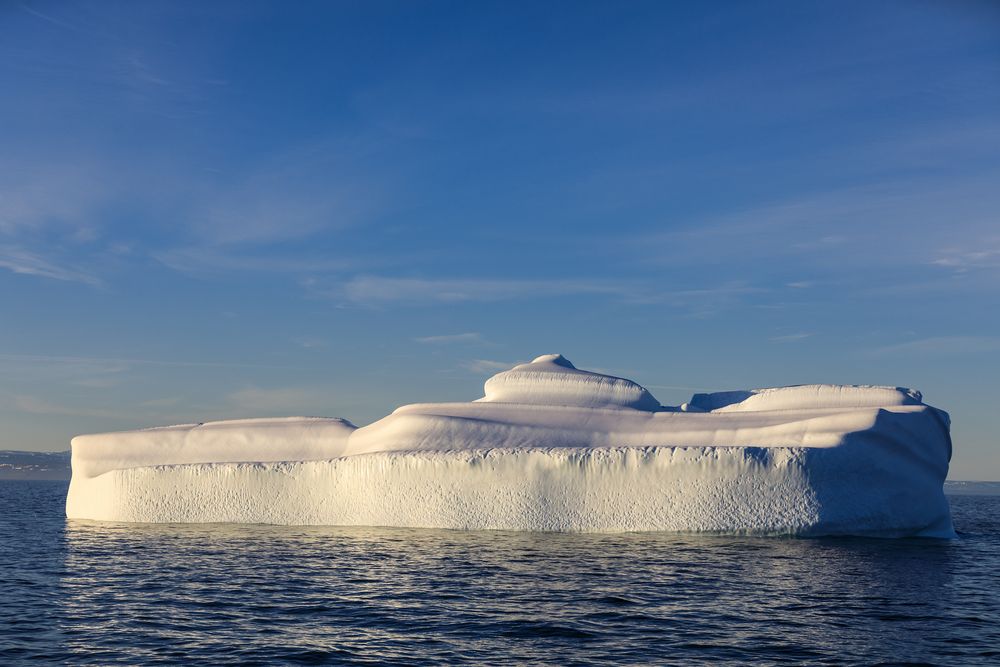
[67,444,953,536]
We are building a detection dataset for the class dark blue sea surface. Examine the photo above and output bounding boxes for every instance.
[1,481,998,665]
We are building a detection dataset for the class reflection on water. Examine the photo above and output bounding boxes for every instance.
[2,482,999,665]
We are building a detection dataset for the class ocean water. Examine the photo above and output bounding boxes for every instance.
[2,481,998,666]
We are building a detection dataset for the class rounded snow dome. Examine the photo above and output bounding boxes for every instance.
[480,354,660,411]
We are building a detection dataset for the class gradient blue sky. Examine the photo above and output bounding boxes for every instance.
[1,1,998,479]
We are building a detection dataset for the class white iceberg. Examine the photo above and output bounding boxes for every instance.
[66,354,955,537]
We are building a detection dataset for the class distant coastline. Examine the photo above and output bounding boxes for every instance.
[0,450,70,480]
[943,480,1000,496]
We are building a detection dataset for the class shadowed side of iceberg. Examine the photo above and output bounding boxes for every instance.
[802,407,954,538]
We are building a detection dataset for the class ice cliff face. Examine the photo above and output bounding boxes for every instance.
[66,354,954,537]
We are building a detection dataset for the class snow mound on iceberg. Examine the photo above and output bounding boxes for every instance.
[65,354,954,537]
[480,353,660,411]
[686,384,924,412]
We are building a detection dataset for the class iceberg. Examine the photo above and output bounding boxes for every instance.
[66,354,955,537]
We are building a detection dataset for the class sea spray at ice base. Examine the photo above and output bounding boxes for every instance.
[66,354,954,536]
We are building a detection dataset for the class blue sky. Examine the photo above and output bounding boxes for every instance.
[1,1,998,479]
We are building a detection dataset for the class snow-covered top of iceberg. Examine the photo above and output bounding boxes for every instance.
[71,353,948,474]
[479,353,661,411]
[685,385,924,413]
[337,354,946,457]
[72,416,356,478]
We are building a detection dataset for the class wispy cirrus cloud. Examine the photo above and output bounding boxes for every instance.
[414,332,484,344]
[0,353,302,371]
[770,332,814,342]
[868,336,1000,357]
[461,359,517,374]
[340,276,628,305]
[224,386,322,414]
[138,396,183,408]
[930,242,1000,273]
[0,160,111,236]
[628,173,1000,289]
[148,134,398,278]
[638,282,766,306]
[1,129,391,286]
[10,394,121,419]
[183,130,397,247]
[0,159,115,285]
[323,276,770,318]
[188,176,370,246]
[292,336,328,349]
[0,246,100,285]
[153,246,359,276]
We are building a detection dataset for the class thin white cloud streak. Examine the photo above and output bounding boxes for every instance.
[0,246,100,284]
[0,353,302,371]
[0,159,134,287]
[5,392,188,424]
[0,135,390,285]
[139,396,182,408]
[191,193,360,246]
[860,272,997,298]
[868,336,1000,357]
[770,332,814,342]
[328,276,768,318]
[144,133,408,280]
[366,19,1000,135]
[180,136,392,247]
[0,161,109,236]
[292,337,328,349]
[19,5,84,33]
[71,377,123,389]
[154,247,358,276]
[636,282,766,306]
[630,173,1000,282]
[11,394,121,419]
[224,386,324,414]
[461,359,517,373]
[341,277,628,304]
[414,333,483,344]
[930,242,1000,272]
[634,188,886,266]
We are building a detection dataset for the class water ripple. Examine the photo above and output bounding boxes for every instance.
[1,482,998,665]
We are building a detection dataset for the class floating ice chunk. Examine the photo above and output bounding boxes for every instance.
[65,354,954,537]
